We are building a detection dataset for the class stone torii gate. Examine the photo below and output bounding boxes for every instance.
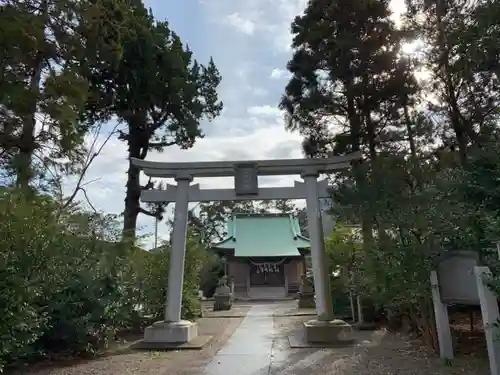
[131,151,361,346]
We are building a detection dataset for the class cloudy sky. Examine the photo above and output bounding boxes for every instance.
[64,0,406,248]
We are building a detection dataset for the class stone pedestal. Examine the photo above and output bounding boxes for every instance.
[214,294,232,311]
[213,285,232,311]
[303,319,353,344]
[298,292,315,308]
[144,320,198,344]
[298,275,316,309]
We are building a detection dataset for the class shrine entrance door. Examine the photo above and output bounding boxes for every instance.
[249,259,285,287]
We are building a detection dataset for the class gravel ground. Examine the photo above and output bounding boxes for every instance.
[14,304,490,375]
[14,316,246,375]
[201,301,252,318]
[271,315,490,375]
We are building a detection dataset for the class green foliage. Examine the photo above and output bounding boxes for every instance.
[137,231,207,321]
[325,227,363,275]
[138,249,171,319]
[0,0,133,189]
[0,191,136,367]
[0,0,222,368]
[199,253,224,297]
[0,191,208,371]
[79,1,224,236]
[282,0,500,349]
[180,233,206,320]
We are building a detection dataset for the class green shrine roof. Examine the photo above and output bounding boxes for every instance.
[212,213,310,257]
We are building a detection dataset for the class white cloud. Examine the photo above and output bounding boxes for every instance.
[229,64,269,98]
[247,105,282,118]
[63,117,305,248]
[270,68,291,80]
[205,0,406,53]
[250,87,269,96]
[226,12,255,35]
[201,0,307,53]
[271,0,309,52]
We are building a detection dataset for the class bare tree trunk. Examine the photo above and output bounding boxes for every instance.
[413,298,439,352]
[122,118,148,240]
[357,294,364,324]
[16,5,46,190]
[123,157,143,240]
[349,291,356,322]
[403,101,424,189]
[435,0,473,163]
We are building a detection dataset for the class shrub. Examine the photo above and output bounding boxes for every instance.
[0,190,209,371]
[199,253,224,298]
[0,193,134,368]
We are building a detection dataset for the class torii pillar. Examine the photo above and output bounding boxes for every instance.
[301,171,352,344]
[142,174,199,345]
[302,172,334,320]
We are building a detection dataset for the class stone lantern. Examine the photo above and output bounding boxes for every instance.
[298,273,316,309]
[213,276,233,311]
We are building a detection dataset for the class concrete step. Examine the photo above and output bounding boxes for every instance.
[246,286,287,300]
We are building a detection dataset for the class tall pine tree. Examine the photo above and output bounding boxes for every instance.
[280,0,417,249]
[0,0,130,190]
[83,2,223,239]
[405,0,500,162]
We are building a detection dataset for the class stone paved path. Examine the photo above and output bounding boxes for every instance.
[202,304,285,374]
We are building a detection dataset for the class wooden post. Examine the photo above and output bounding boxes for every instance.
[284,264,289,296]
[246,262,251,296]
[356,294,364,324]
[349,291,356,322]
[475,266,500,375]
[430,271,454,360]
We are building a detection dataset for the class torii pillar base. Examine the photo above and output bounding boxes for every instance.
[303,319,353,344]
[141,320,199,347]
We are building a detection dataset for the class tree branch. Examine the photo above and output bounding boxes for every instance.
[148,140,176,148]
[139,206,163,220]
[80,177,102,188]
[80,186,98,214]
[141,177,154,190]
[149,106,170,131]
[57,122,118,218]
[31,151,61,194]
[188,210,204,229]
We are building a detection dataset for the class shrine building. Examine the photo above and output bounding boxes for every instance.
[211,212,310,299]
